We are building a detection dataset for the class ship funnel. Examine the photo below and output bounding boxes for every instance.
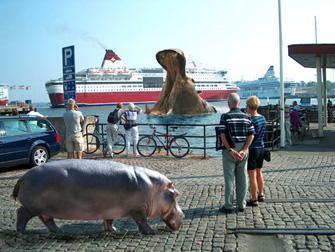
[263,65,276,79]
[101,50,127,69]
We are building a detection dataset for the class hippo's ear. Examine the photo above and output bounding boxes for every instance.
[164,188,181,203]
[168,188,180,198]
[167,182,174,188]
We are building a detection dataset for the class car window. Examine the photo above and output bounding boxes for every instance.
[27,119,52,133]
[0,121,5,137]
[2,119,29,136]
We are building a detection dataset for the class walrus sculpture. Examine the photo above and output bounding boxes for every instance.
[146,49,217,115]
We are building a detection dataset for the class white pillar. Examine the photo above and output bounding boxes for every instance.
[278,0,285,147]
[316,57,323,137]
[323,67,327,127]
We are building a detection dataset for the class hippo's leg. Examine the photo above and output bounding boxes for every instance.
[133,214,157,235]
[38,216,62,233]
[16,206,35,233]
[103,219,117,233]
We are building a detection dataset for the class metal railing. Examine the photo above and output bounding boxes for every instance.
[85,120,281,158]
[264,117,280,150]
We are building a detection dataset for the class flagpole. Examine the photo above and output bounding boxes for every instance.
[314,16,318,44]
[278,0,285,148]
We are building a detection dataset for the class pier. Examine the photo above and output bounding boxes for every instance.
[0,104,30,116]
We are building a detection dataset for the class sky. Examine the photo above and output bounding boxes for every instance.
[1,0,335,102]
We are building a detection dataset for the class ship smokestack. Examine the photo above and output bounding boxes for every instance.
[264,65,276,79]
[101,50,124,68]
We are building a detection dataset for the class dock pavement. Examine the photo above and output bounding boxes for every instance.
[0,124,334,251]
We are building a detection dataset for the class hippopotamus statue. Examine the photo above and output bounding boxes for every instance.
[12,159,184,235]
[146,48,217,115]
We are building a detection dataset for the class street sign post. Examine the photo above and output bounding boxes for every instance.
[62,46,76,105]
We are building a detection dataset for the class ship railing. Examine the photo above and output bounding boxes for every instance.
[85,120,281,158]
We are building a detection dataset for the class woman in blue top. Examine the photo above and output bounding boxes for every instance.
[246,96,266,207]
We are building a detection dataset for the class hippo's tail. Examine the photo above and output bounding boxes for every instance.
[12,177,23,201]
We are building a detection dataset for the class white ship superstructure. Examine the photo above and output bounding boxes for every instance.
[236,66,297,99]
[46,50,238,107]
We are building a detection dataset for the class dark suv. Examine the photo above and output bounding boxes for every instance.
[0,116,60,168]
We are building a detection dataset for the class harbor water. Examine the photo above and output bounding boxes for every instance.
[35,98,332,157]
[36,97,329,124]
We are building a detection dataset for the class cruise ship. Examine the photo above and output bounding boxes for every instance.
[236,66,298,99]
[0,85,9,106]
[45,50,238,107]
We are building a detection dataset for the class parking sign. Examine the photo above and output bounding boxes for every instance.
[62,46,76,105]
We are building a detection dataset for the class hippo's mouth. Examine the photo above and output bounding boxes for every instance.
[163,218,178,231]
[162,208,183,231]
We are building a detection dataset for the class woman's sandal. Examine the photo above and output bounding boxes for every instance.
[258,194,265,202]
[246,199,259,207]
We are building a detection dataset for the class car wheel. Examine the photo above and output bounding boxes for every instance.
[30,146,49,167]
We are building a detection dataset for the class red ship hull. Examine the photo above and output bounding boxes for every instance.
[48,89,236,107]
[0,99,8,106]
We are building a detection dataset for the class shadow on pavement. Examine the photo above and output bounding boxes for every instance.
[263,164,335,173]
[0,164,29,174]
[282,124,335,153]
[183,206,220,219]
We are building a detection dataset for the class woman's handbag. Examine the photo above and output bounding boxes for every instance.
[215,127,224,151]
[123,111,137,130]
[215,126,235,151]
[263,149,271,162]
[124,120,136,130]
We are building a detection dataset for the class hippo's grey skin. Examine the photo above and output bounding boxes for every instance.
[12,159,184,235]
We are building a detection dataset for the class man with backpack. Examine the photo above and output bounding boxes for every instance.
[106,103,124,158]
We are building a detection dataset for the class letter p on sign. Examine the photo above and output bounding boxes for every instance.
[64,47,73,66]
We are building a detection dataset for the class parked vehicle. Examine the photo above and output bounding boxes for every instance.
[0,116,60,168]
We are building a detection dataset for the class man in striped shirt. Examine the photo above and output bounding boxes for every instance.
[218,93,255,213]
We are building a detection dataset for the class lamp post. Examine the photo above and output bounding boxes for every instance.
[278,0,285,147]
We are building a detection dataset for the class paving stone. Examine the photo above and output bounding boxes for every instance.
[1,146,335,251]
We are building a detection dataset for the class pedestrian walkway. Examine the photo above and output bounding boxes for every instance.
[0,125,334,251]
[285,123,335,153]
